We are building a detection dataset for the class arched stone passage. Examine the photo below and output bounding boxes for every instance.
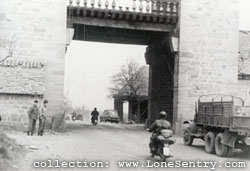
[0,0,242,136]
[66,1,179,130]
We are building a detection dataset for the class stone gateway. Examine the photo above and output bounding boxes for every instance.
[0,0,248,134]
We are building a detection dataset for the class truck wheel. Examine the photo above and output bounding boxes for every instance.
[240,144,250,155]
[226,147,234,157]
[215,133,228,157]
[183,129,194,146]
[205,132,216,154]
[161,155,167,162]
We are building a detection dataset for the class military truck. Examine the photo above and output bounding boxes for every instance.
[183,94,250,157]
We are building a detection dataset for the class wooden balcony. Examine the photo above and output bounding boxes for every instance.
[67,0,179,32]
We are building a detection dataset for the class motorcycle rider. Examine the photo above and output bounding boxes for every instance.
[91,107,99,125]
[148,111,171,153]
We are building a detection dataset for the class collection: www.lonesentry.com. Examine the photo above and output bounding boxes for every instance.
[33,159,247,169]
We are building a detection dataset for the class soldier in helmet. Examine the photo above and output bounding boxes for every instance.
[149,111,171,132]
[148,111,171,151]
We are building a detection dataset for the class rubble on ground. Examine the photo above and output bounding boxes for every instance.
[0,131,24,170]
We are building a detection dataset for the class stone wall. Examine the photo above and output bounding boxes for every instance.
[237,31,250,102]
[0,58,45,94]
[176,0,239,134]
[236,80,250,106]
[0,58,45,126]
[239,31,250,74]
[0,0,66,126]
[0,94,40,126]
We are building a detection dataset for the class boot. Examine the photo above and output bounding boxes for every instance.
[27,131,30,136]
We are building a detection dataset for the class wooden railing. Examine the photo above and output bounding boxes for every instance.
[68,0,178,16]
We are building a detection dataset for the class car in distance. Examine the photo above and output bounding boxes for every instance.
[100,109,120,123]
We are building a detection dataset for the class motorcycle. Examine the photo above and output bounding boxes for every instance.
[148,129,175,161]
[91,117,98,126]
[71,112,83,121]
[65,112,83,121]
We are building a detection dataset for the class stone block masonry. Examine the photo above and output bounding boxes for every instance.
[0,94,42,126]
[0,58,45,95]
[0,58,45,126]
[175,0,239,134]
[239,31,250,75]
[0,0,67,127]
[0,0,246,134]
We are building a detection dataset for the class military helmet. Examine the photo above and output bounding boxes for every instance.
[159,111,167,116]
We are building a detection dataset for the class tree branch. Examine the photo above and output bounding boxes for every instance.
[0,55,11,63]
[109,59,148,98]
[0,36,16,63]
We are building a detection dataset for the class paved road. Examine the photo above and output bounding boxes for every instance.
[7,121,250,171]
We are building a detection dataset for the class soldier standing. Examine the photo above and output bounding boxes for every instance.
[38,99,48,136]
[27,100,40,136]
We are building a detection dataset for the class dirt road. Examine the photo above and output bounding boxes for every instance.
[6,121,250,171]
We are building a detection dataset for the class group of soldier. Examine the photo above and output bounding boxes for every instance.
[27,99,48,136]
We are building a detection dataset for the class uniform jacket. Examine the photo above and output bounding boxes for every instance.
[149,119,171,134]
[39,105,47,119]
[91,110,99,120]
[27,104,40,120]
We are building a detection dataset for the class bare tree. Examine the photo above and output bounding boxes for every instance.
[109,59,148,99]
[0,36,16,63]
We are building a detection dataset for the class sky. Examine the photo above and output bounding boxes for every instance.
[239,0,250,30]
[64,42,146,110]
[65,0,250,111]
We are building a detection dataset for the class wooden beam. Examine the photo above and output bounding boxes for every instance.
[67,17,173,32]
[72,24,169,45]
